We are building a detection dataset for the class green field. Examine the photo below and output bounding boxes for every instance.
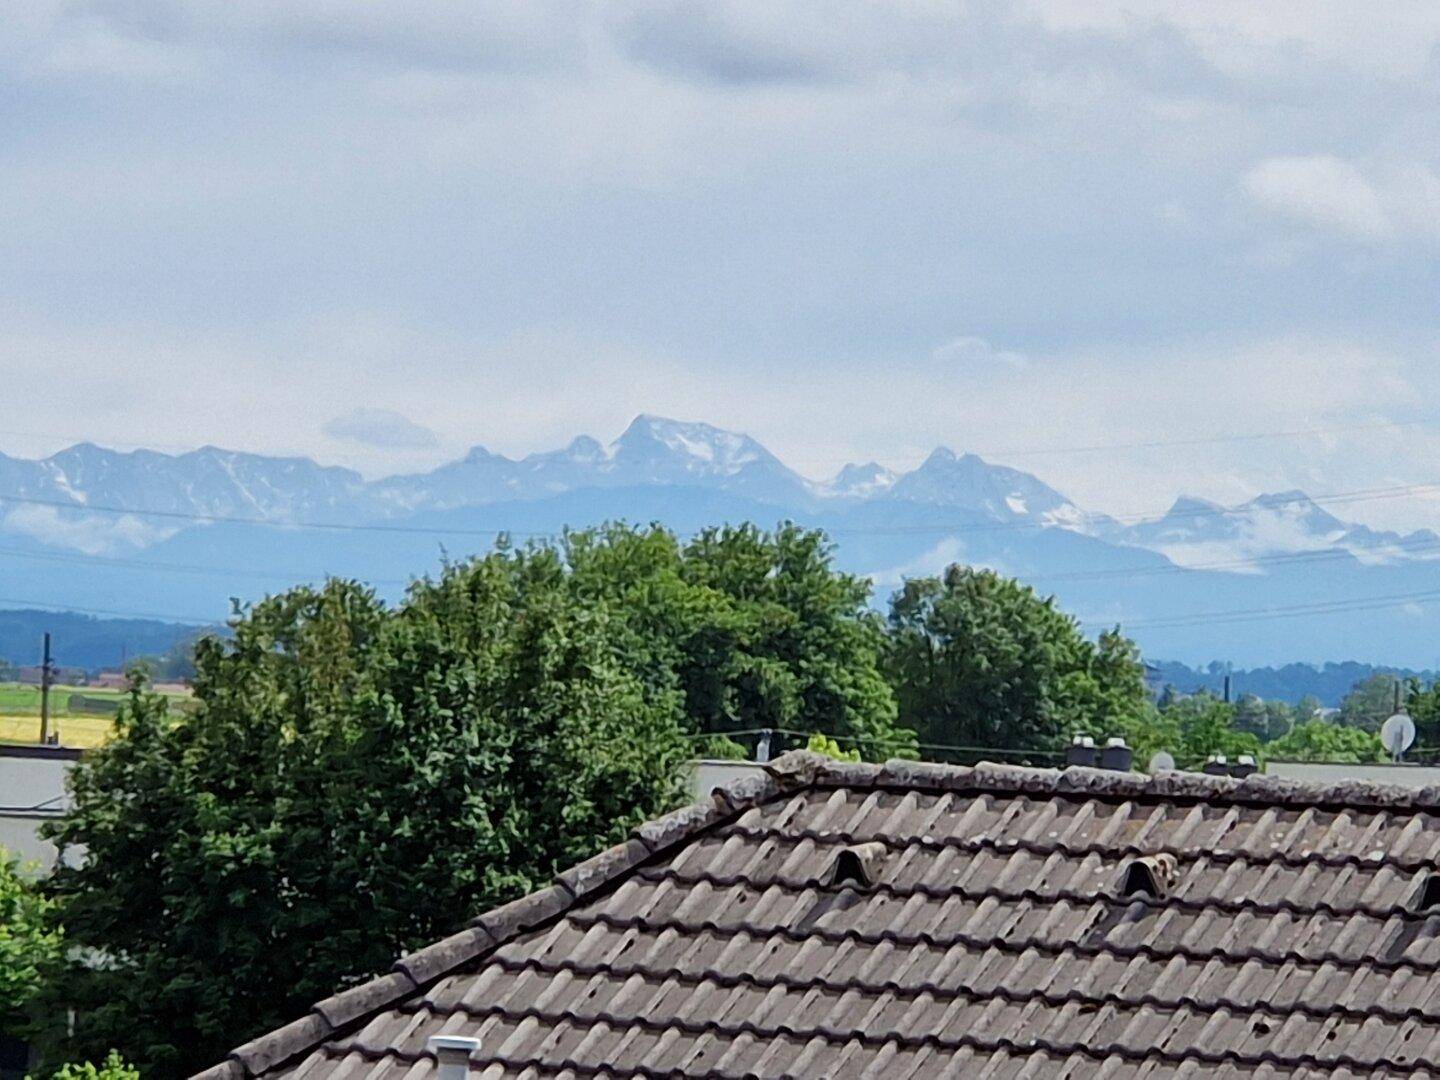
[0,681,192,748]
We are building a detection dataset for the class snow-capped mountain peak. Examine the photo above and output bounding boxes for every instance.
[820,461,898,499]
[1121,489,1440,569]
[609,415,771,477]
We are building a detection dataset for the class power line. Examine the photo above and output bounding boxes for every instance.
[1029,536,1440,584]
[1085,587,1440,631]
[3,479,1440,541]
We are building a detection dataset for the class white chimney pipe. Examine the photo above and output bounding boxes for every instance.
[428,1035,481,1080]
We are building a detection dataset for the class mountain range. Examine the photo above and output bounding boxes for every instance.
[2,414,1438,667]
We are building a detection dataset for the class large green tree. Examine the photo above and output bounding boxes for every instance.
[885,566,1151,759]
[563,523,908,756]
[41,552,691,1075]
[40,523,908,1073]
[1339,673,1402,731]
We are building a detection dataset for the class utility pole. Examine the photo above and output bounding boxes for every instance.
[39,632,53,745]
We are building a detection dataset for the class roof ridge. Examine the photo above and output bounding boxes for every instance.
[807,754,1440,810]
[199,752,810,1078]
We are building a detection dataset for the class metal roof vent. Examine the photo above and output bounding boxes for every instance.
[1118,854,1178,900]
[1414,874,1440,912]
[428,1035,481,1080]
[1066,734,1098,767]
[823,841,887,889]
[1201,754,1229,776]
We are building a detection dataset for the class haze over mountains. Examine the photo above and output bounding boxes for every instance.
[2,415,1438,667]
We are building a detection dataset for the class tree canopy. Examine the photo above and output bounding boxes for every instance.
[885,566,1151,759]
[1267,720,1386,763]
[41,555,691,1073]
[37,523,910,1073]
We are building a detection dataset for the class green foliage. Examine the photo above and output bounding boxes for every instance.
[0,846,63,1033]
[885,566,1151,758]
[805,733,862,762]
[562,523,911,757]
[39,523,907,1073]
[1267,721,1386,763]
[1339,672,1401,731]
[33,1051,140,1080]
[40,558,691,1075]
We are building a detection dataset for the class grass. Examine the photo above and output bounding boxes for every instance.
[0,682,192,749]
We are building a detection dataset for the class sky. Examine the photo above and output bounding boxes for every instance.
[2,2,1439,528]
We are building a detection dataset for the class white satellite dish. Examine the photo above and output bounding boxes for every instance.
[1381,712,1416,758]
[1147,751,1176,774]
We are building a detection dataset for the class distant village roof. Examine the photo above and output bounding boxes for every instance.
[200,752,1440,1078]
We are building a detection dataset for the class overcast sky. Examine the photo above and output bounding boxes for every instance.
[3,2,1439,527]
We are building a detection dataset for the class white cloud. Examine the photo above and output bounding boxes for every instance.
[323,408,440,450]
[932,336,1028,370]
[1,505,179,556]
[1242,156,1440,244]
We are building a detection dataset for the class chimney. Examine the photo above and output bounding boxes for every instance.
[1065,734,1098,768]
[428,1036,481,1080]
[1099,736,1133,772]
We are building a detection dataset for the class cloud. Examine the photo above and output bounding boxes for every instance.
[323,408,440,450]
[932,337,1028,370]
[1242,156,1440,244]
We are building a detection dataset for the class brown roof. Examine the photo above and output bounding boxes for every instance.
[198,752,1440,1079]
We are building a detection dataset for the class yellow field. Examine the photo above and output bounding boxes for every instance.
[0,713,114,748]
[0,681,192,749]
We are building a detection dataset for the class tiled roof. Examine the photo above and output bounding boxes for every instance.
[198,752,1440,1079]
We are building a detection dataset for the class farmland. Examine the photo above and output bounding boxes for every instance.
[0,681,192,748]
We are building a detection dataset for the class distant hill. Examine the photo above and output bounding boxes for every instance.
[0,609,209,672]
[1147,660,1438,707]
[3,414,1440,665]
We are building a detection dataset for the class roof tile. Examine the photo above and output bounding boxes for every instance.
[208,752,1440,1078]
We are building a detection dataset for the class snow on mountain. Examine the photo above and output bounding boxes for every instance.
[1119,490,1440,570]
[882,447,1101,530]
[374,415,812,512]
[6,417,1437,586]
[818,462,897,499]
[0,443,367,554]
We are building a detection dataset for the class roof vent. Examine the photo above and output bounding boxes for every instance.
[1118,854,1178,900]
[1100,736,1133,772]
[823,841,887,889]
[428,1036,481,1080]
[1414,874,1440,912]
[1066,734,1098,767]
[1201,754,1229,776]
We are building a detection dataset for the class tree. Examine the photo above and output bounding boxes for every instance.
[41,557,692,1075]
[0,846,63,1035]
[1148,692,1262,767]
[1339,673,1400,731]
[885,566,1151,759]
[1267,721,1385,763]
[562,523,910,757]
[39,524,910,1073]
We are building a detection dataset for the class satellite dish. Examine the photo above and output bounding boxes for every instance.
[1381,712,1416,757]
[1147,751,1176,774]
